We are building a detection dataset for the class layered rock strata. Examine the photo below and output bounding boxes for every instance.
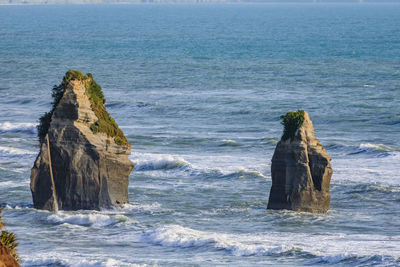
[267,111,332,213]
[31,71,133,211]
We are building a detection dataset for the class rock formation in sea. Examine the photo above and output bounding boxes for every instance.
[267,110,332,213]
[0,209,19,267]
[31,70,133,211]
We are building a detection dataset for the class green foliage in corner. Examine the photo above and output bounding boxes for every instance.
[280,110,305,141]
[0,209,19,262]
[37,70,130,146]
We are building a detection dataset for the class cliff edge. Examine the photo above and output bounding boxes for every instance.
[0,209,19,267]
[31,70,133,211]
[267,110,332,213]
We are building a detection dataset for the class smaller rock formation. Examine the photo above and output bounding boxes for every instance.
[0,209,19,267]
[31,70,133,211]
[267,110,332,213]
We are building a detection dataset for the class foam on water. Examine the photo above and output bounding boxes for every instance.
[0,145,35,156]
[47,212,128,227]
[131,152,192,171]
[0,122,37,134]
[359,143,396,153]
[131,152,268,179]
[119,202,164,214]
[360,143,391,150]
[142,225,400,262]
[0,179,29,189]
[23,257,146,267]
[333,151,400,186]
[220,139,241,147]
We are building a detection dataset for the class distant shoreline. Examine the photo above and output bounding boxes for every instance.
[1,0,400,5]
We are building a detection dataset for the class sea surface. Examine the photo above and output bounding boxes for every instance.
[0,3,399,266]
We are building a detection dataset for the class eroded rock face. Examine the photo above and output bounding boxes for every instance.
[0,244,19,267]
[31,77,133,211]
[267,112,332,213]
[0,209,19,267]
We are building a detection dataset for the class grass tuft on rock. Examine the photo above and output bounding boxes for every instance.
[85,75,130,146]
[280,110,305,141]
[37,70,130,146]
[0,209,19,262]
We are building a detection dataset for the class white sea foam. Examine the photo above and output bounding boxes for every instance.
[120,202,163,213]
[220,139,241,146]
[4,204,23,210]
[47,212,127,227]
[22,257,146,267]
[363,84,375,88]
[0,179,29,189]
[333,151,400,186]
[130,152,268,180]
[0,121,37,134]
[142,225,400,260]
[359,143,394,152]
[0,145,35,156]
[130,152,191,171]
[236,167,266,179]
[142,225,293,256]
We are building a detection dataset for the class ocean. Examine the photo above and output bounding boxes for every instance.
[0,3,399,266]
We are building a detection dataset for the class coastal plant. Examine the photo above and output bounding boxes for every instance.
[0,209,19,262]
[37,70,130,146]
[280,110,305,141]
[85,73,130,146]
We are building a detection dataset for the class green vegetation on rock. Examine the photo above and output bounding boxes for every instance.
[0,209,18,262]
[280,110,305,141]
[37,70,130,146]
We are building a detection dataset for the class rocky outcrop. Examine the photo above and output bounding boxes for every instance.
[0,209,19,267]
[0,244,19,267]
[267,111,332,213]
[31,70,133,211]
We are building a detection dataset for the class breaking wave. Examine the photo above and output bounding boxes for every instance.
[22,257,146,267]
[130,152,266,179]
[0,122,37,134]
[120,202,164,214]
[334,142,397,156]
[47,212,128,227]
[132,153,192,171]
[220,139,241,147]
[358,143,395,153]
[0,145,35,157]
[142,225,400,263]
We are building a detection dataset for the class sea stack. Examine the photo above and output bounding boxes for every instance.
[267,110,332,213]
[30,70,133,211]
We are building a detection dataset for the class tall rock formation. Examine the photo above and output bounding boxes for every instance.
[31,70,133,211]
[267,110,332,213]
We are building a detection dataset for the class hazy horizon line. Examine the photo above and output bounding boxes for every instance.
[1,0,400,4]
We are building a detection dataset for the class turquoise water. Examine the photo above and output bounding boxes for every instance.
[0,3,400,266]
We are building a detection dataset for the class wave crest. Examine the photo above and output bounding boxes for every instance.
[132,153,191,171]
[0,122,37,134]
[142,225,291,256]
[0,146,36,157]
[130,153,267,179]
[142,225,400,263]
[47,212,127,227]
[359,143,394,152]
